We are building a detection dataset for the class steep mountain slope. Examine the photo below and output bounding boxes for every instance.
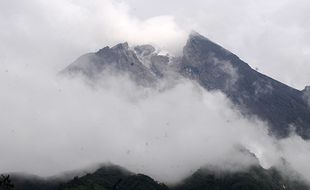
[180,32,310,138]
[303,86,310,106]
[59,165,133,190]
[62,43,157,86]
[61,32,310,139]
[173,166,309,190]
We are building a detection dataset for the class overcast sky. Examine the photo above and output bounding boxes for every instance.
[124,0,310,89]
[1,0,310,89]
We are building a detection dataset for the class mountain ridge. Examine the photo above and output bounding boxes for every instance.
[4,164,310,190]
[180,31,310,138]
[61,31,310,139]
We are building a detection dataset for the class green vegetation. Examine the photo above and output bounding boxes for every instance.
[0,175,14,190]
[173,166,310,190]
[4,165,310,190]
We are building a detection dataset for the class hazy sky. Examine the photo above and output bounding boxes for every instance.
[1,0,310,89]
[125,0,310,89]
[1,0,310,184]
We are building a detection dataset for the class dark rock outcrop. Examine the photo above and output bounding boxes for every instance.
[61,32,310,139]
[180,32,310,138]
[62,42,157,86]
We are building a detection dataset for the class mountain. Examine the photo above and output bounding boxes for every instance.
[173,166,309,190]
[303,86,310,107]
[62,42,157,86]
[180,32,310,138]
[4,165,309,190]
[61,32,310,139]
[59,165,169,190]
[62,42,173,86]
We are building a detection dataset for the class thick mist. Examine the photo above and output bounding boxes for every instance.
[1,67,310,183]
[126,0,310,89]
[1,0,310,185]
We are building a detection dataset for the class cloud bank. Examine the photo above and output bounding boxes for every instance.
[127,0,310,89]
[2,0,310,88]
[0,0,186,75]
[1,68,310,183]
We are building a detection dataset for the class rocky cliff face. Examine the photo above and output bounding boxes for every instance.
[303,86,310,107]
[180,32,310,138]
[61,32,310,139]
[62,42,158,86]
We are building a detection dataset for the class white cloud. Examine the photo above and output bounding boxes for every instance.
[126,0,310,89]
[2,0,309,88]
[1,67,310,183]
[0,0,186,75]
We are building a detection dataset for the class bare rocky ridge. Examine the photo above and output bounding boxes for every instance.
[62,32,310,139]
[302,86,310,107]
[62,42,158,86]
[180,32,310,138]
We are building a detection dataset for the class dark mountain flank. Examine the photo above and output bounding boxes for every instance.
[62,42,157,86]
[180,32,310,138]
[62,32,310,138]
[4,165,309,190]
[173,166,309,190]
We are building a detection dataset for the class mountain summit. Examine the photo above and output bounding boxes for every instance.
[180,32,310,138]
[62,32,310,139]
[62,42,157,85]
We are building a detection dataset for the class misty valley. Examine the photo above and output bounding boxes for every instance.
[1,32,310,190]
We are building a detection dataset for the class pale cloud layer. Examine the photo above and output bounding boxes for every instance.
[1,0,310,88]
[0,0,186,74]
[126,0,310,89]
[1,69,310,183]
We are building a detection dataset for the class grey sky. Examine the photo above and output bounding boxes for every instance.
[124,0,310,89]
[1,0,310,89]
